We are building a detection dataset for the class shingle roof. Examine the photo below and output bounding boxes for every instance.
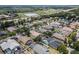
[17,36,32,44]
[0,39,20,51]
[43,37,62,48]
[52,33,65,41]
[30,30,41,37]
[25,13,39,17]
[33,44,49,54]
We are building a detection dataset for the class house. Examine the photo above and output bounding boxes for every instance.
[43,22,60,30]
[30,44,49,54]
[39,28,47,33]
[25,13,40,18]
[7,27,17,32]
[30,30,41,37]
[0,39,21,54]
[69,22,79,29]
[52,33,66,42]
[15,35,33,45]
[0,31,7,36]
[50,22,61,28]
[60,27,73,36]
[42,37,62,49]
[44,25,53,30]
[0,14,10,20]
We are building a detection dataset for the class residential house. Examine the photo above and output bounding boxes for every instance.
[0,14,10,20]
[30,44,49,54]
[15,35,33,45]
[7,27,17,32]
[52,33,66,42]
[43,22,61,30]
[60,27,73,36]
[44,25,53,30]
[50,22,61,28]
[0,31,7,36]
[38,27,47,33]
[69,22,79,29]
[0,39,21,54]
[30,30,41,38]
[25,13,40,18]
[42,37,62,49]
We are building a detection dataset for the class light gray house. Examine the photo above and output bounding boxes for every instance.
[0,39,21,54]
[30,44,49,54]
[24,13,40,18]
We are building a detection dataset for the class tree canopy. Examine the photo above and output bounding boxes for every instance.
[57,44,68,54]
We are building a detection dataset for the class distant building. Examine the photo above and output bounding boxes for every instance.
[44,22,61,30]
[0,14,10,20]
[7,27,17,32]
[30,30,41,38]
[25,13,40,17]
[44,25,53,30]
[0,31,7,36]
[50,22,61,28]
[39,28,47,33]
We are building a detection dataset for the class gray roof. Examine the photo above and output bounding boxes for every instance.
[49,40,61,48]
[0,39,20,51]
[42,37,62,48]
[25,13,39,17]
[32,44,49,54]
[0,31,7,36]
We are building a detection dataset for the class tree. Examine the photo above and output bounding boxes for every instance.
[69,32,77,41]
[22,27,30,37]
[73,41,79,51]
[52,28,60,33]
[66,37,73,46]
[57,44,68,54]
[33,36,41,43]
[43,31,52,37]
[26,29,30,37]
[8,32,16,36]
[16,27,30,37]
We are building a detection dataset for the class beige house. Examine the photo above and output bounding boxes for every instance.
[52,33,66,42]
[0,14,10,19]
[69,22,79,29]
[16,35,32,45]
[60,27,73,36]
[24,13,40,18]
[30,30,41,38]
[7,27,17,32]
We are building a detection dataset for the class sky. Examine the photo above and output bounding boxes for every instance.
[0,0,78,5]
